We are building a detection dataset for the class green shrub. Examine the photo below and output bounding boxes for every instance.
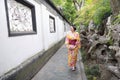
[85,65,100,80]
[80,49,87,63]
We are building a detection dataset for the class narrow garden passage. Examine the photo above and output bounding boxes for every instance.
[31,45,87,80]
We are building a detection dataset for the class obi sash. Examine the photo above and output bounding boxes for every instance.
[69,39,77,45]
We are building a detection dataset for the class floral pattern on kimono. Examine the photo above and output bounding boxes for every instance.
[65,31,81,67]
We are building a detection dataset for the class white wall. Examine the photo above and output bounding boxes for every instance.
[66,22,71,32]
[41,5,66,50]
[0,0,70,76]
[0,0,43,76]
[57,17,64,40]
[41,4,49,50]
[42,8,58,49]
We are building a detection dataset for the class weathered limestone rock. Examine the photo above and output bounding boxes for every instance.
[109,46,120,70]
[110,75,120,80]
[88,20,95,32]
[107,65,120,79]
[99,64,112,80]
[80,13,120,79]
[111,25,120,42]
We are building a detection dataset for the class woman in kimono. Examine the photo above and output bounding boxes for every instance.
[65,25,80,71]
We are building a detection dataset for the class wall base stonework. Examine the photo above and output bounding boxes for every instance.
[0,38,65,80]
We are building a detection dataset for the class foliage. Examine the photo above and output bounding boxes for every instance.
[62,0,77,23]
[107,37,114,46]
[51,0,111,27]
[85,65,100,80]
[51,0,65,6]
[80,49,87,62]
[81,48,101,80]
[93,0,111,25]
[112,13,120,24]
[51,0,79,23]
[74,0,111,26]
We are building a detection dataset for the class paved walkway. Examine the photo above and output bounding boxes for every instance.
[31,45,87,80]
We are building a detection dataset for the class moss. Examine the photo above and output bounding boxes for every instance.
[107,38,114,46]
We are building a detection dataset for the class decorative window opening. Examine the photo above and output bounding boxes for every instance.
[5,0,37,36]
[49,15,56,33]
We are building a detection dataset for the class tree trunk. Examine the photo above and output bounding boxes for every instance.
[110,0,120,15]
[73,0,84,11]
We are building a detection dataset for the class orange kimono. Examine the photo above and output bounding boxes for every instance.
[65,31,80,67]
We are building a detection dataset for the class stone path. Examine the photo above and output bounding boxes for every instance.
[31,45,87,80]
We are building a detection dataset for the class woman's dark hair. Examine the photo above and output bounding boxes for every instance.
[72,25,76,31]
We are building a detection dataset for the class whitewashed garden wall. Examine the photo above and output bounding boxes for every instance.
[0,0,70,78]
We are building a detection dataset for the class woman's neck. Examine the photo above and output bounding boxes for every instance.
[71,31,75,33]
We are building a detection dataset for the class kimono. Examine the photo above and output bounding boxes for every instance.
[65,31,80,67]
